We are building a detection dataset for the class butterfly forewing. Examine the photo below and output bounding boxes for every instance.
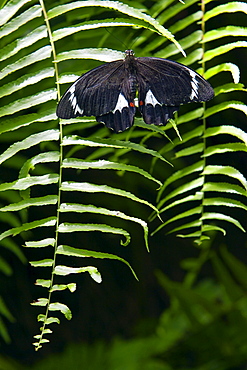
[136,57,214,106]
[57,60,125,117]
[57,58,137,132]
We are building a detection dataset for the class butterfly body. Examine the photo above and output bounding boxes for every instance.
[57,50,214,132]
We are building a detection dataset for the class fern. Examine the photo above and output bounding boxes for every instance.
[150,1,247,243]
[0,0,174,349]
[0,0,246,351]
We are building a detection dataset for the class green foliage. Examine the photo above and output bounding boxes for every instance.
[0,0,171,348]
[151,1,247,242]
[25,247,247,369]
[0,0,246,361]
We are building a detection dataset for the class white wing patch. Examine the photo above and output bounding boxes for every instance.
[112,93,129,113]
[68,84,83,115]
[188,70,199,100]
[145,89,161,106]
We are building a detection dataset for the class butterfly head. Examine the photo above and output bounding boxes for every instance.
[125,50,135,58]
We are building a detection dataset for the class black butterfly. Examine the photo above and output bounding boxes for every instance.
[56,50,214,133]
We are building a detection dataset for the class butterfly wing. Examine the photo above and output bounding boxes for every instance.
[136,57,214,125]
[56,60,136,132]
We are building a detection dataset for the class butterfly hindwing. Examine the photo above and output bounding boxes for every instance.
[137,77,179,125]
[96,90,136,132]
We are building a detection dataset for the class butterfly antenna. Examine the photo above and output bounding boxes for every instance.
[104,28,129,50]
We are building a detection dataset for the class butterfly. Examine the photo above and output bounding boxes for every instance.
[56,50,214,133]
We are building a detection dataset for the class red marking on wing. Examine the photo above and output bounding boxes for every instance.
[129,102,135,107]
[139,100,144,106]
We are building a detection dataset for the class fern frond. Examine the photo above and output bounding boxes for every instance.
[0,0,171,348]
[153,1,247,243]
